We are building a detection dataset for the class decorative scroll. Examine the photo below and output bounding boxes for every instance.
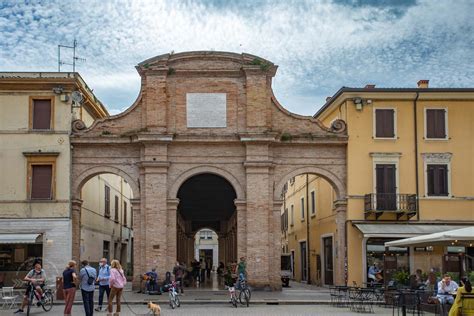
[330,119,347,133]
[71,119,86,133]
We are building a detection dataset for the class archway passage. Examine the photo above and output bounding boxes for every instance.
[176,173,238,287]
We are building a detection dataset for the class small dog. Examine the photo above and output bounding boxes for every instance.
[147,301,161,316]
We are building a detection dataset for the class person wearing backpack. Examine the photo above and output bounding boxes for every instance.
[108,259,127,315]
[80,260,97,316]
[95,258,111,312]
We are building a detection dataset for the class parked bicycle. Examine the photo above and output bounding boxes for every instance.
[237,273,251,307]
[25,282,54,316]
[168,280,181,309]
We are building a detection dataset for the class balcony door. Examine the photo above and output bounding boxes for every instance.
[375,164,396,210]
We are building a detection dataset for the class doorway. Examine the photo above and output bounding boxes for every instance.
[323,236,334,285]
[300,241,307,282]
[375,164,397,210]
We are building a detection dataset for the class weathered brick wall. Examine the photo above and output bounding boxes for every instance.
[71,51,347,289]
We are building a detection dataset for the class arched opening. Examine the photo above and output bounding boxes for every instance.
[279,172,344,287]
[176,173,237,289]
[79,172,134,276]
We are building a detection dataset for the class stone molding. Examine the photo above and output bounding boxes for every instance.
[421,152,453,163]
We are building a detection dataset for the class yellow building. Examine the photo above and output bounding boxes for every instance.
[0,72,133,285]
[283,80,474,286]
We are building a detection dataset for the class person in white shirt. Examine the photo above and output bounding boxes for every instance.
[437,274,459,316]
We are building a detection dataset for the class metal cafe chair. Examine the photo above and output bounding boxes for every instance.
[1,287,18,309]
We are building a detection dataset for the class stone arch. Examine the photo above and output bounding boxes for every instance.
[73,165,140,199]
[169,165,245,200]
[274,166,346,200]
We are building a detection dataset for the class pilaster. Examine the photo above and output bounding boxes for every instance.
[71,198,83,262]
[334,199,348,286]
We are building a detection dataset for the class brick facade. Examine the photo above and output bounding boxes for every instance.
[71,51,348,289]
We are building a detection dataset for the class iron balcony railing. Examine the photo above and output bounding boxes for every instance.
[364,193,417,220]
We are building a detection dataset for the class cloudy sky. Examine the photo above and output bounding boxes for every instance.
[1,0,473,115]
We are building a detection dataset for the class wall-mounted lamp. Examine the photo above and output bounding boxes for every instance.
[354,97,363,111]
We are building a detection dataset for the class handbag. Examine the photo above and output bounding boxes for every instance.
[85,268,95,286]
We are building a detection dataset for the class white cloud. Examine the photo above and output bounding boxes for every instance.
[0,0,472,115]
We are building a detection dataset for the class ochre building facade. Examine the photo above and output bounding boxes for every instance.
[70,51,348,289]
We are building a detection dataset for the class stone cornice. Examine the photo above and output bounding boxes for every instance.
[421,152,453,163]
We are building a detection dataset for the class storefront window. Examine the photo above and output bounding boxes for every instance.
[0,243,43,287]
[366,238,409,286]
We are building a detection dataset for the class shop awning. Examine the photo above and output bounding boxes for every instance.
[354,223,469,238]
[0,234,42,244]
[385,227,474,247]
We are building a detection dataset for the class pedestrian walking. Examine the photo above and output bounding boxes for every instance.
[79,260,97,316]
[63,260,78,316]
[95,258,111,312]
[200,259,206,282]
[206,259,211,278]
[108,259,127,316]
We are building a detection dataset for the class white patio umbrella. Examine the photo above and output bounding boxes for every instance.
[385,227,474,247]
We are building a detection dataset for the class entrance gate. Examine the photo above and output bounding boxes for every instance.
[70,51,347,289]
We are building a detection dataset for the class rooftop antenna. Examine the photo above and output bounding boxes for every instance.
[58,39,86,72]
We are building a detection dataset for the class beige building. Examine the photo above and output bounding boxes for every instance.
[282,81,474,286]
[81,174,133,274]
[0,73,133,286]
[194,229,218,270]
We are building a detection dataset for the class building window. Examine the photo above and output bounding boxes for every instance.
[114,196,119,221]
[311,191,316,215]
[374,109,395,138]
[290,205,294,226]
[427,164,449,196]
[103,240,110,261]
[30,97,53,130]
[123,201,127,226]
[199,230,212,240]
[104,185,110,218]
[30,165,53,199]
[301,197,305,220]
[425,109,447,139]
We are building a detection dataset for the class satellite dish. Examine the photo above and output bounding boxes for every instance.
[71,91,84,104]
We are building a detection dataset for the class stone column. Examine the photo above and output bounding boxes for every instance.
[271,199,284,290]
[218,233,225,264]
[71,198,83,262]
[167,199,179,268]
[139,161,170,282]
[244,159,272,289]
[130,198,142,290]
[334,199,348,286]
[235,200,247,259]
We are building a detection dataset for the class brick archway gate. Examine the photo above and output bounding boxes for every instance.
[71,51,347,290]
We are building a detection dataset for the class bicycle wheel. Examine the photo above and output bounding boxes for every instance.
[169,294,176,309]
[239,289,250,307]
[42,291,54,311]
[175,295,181,307]
[232,295,238,308]
[26,291,33,316]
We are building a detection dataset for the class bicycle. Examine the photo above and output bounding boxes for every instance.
[226,284,238,308]
[168,281,181,309]
[237,274,251,307]
[25,282,54,316]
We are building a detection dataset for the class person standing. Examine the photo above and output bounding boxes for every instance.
[199,259,206,283]
[79,260,97,316]
[95,258,111,312]
[237,257,247,278]
[206,259,211,279]
[173,262,184,294]
[63,260,78,316]
[108,259,127,316]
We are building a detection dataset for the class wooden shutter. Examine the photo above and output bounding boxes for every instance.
[123,201,127,226]
[375,109,394,138]
[426,109,446,138]
[32,100,51,130]
[427,164,448,196]
[115,196,119,221]
[31,165,52,199]
[104,186,110,217]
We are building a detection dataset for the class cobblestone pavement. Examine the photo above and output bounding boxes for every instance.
[0,304,394,316]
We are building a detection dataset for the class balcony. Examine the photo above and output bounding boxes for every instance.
[364,193,417,220]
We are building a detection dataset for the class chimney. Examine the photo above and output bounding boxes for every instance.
[365,84,376,89]
[326,96,332,102]
[417,80,429,88]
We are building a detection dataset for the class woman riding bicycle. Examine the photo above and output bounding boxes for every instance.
[15,260,46,314]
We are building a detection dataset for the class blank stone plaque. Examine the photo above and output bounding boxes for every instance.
[186,93,227,128]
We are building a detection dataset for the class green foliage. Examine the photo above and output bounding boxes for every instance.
[392,270,410,285]
[143,63,150,69]
[250,58,271,71]
[167,67,176,75]
[101,130,111,135]
[468,271,474,283]
[280,133,292,142]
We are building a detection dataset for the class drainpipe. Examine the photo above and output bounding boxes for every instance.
[414,92,420,220]
[306,174,311,284]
